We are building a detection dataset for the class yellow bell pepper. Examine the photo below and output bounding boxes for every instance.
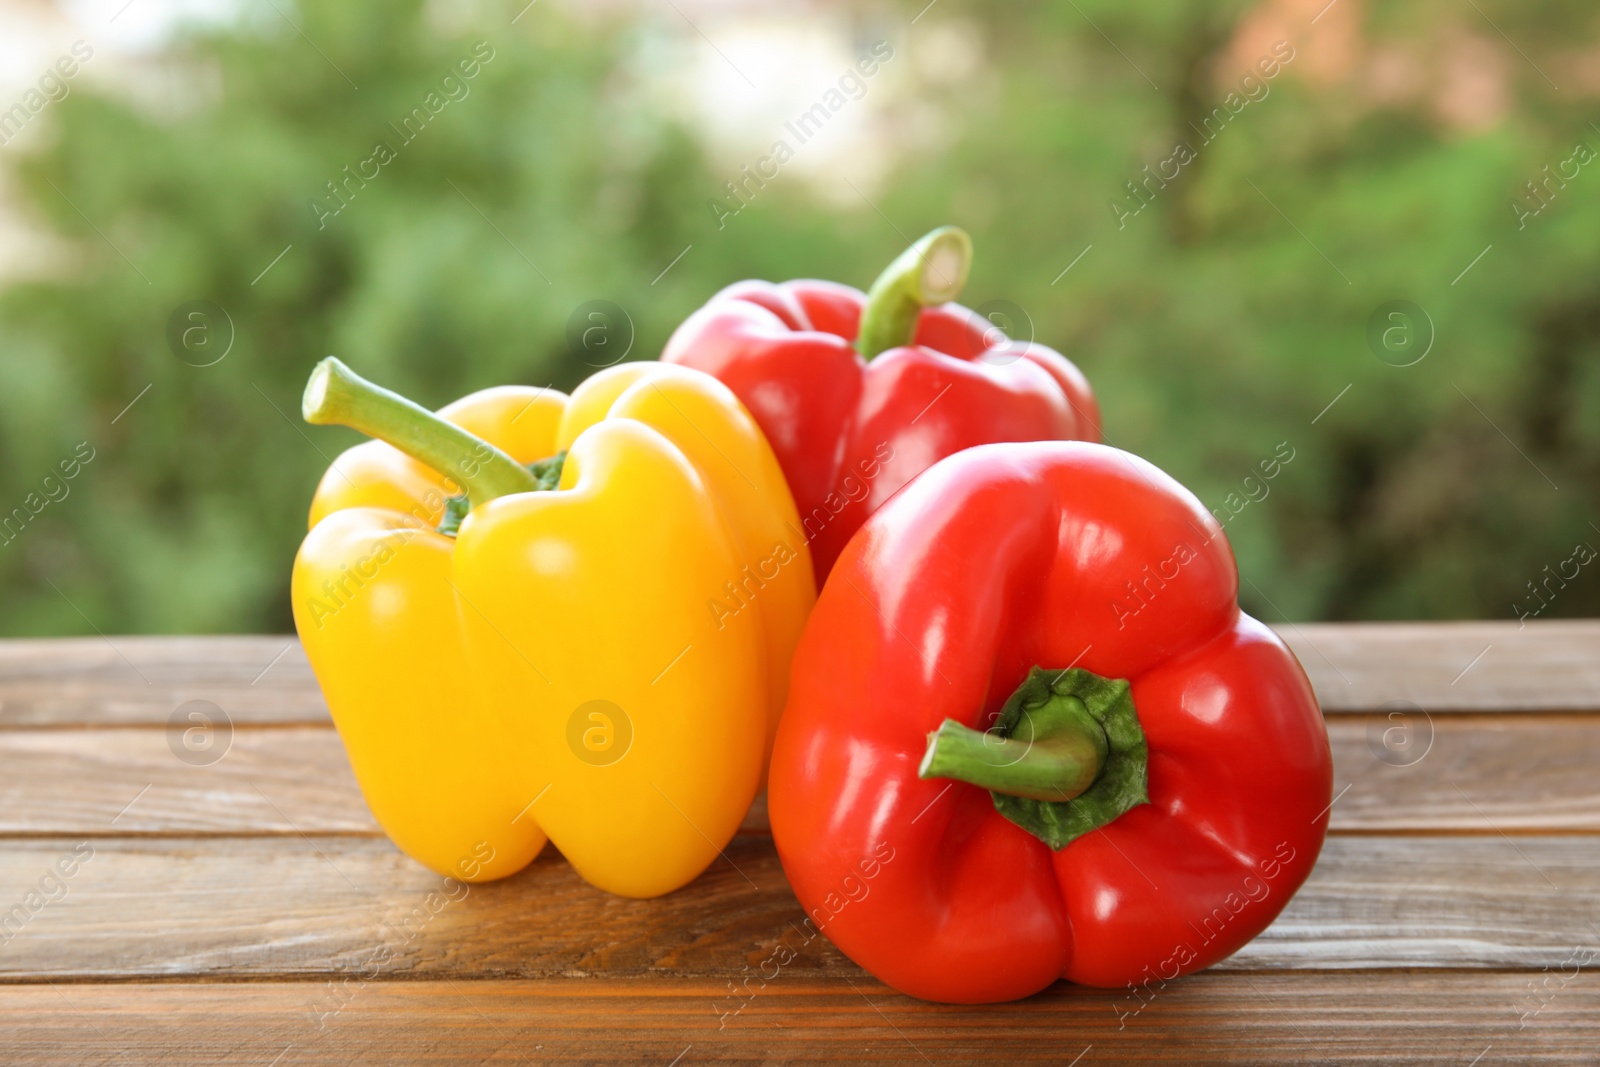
[291,358,814,897]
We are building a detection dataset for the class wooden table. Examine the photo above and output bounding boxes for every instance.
[1,622,1597,1064]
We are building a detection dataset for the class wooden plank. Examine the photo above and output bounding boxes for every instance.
[2,974,1594,1065]
[1326,714,1600,831]
[0,727,375,835]
[0,836,813,981]
[0,627,1593,1064]
[0,636,328,727]
[3,715,1597,836]
[1,622,1597,727]
[1283,619,1600,712]
[0,835,1593,980]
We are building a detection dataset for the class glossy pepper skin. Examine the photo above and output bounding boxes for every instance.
[293,360,813,897]
[768,441,1332,1003]
[662,227,1100,583]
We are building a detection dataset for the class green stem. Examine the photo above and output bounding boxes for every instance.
[919,693,1107,802]
[302,356,539,506]
[855,225,973,359]
[917,667,1150,850]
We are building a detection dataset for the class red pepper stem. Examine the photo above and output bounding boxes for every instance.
[919,693,1108,802]
[855,226,973,360]
[302,356,539,506]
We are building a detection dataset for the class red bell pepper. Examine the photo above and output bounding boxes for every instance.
[661,227,1100,584]
[768,440,1332,1003]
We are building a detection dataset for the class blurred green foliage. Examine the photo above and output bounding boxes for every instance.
[1,0,1596,634]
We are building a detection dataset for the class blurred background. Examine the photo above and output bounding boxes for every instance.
[0,0,1595,635]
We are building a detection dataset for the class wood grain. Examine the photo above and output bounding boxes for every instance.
[3,623,1597,727]
[4,715,1597,836]
[0,835,1594,980]
[1326,714,1600,831]
[0,636,327,727]
[0,727,375,835]
[2,974,1593,1065]
[1,630,1597,1064]
[1282,619,1600,712]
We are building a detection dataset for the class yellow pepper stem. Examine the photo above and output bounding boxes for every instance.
[302,356,539,505]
